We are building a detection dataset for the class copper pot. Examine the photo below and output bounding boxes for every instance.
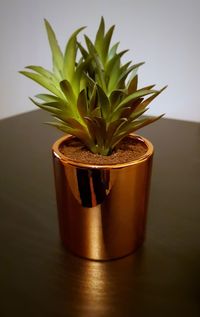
[52,134,153,260]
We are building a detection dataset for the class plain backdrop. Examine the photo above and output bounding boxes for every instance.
[0,0,200,122]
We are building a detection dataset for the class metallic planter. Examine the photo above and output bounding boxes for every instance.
[52,134,153,260]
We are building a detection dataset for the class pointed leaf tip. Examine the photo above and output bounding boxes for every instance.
[160,85,168,92]
[63,26,86,81]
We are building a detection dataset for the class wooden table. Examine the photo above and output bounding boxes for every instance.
[0,110,200,317]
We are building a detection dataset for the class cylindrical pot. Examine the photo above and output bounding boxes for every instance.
[52,134,153,260]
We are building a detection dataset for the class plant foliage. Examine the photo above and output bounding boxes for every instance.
[20,17,167,155]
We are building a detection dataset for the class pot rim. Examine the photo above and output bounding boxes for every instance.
[52,133,154,169]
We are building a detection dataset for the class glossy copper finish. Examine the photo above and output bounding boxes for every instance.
[52,134,153,260]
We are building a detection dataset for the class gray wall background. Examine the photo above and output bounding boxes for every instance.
[0,0,200,121]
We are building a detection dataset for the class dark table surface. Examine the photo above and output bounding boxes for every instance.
[0,110,200,317]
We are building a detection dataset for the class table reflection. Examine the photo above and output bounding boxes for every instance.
[58,249,145,316]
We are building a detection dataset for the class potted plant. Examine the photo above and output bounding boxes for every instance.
[20,18,167,260]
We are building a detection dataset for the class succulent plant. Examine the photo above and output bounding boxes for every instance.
[20,17,166,156]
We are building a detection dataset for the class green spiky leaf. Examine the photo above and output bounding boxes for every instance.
[108,42,119,61]
[101,25,115,64]
[63,26,86,81]
[59,80,76,104]
[96,85,110,119]
[95,17,105,56]
[135,86,168,112]
[19,71,64,99]
[77,89,88,117]
[35,93,60,102]
[115,89,157,111]
[44,19,63,78]
[25,66,57,83]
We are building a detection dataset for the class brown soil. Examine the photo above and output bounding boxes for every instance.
[60,136,148,165]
